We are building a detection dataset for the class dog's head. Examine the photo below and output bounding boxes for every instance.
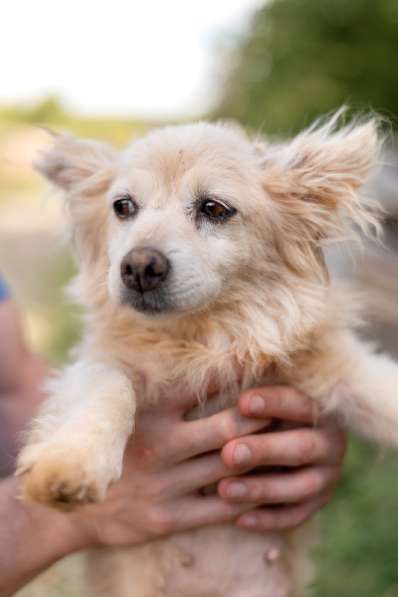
[36,115,381,341]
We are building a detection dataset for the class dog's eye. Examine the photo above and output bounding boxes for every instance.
[199,198,236,222]
[113,195,137,220]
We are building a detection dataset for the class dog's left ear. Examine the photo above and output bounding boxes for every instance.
[260,115,382,243]
[35,133,118,193]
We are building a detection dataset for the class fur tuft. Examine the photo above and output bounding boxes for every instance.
[259,110,384,276]
[35,134,117,191]
[35,134,118,275]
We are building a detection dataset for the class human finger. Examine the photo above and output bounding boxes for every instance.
[239,386,316,423]
[218,465,340,504]
[236,492,333,532]
[221,427,343,471]
[169,408,270,463]
[168,453,231,495]
[169,495,251,532]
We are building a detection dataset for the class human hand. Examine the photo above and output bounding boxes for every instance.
[2,386,344,596]
[0,300,269,594]
[73,389,269,548]
[218,386,347,531]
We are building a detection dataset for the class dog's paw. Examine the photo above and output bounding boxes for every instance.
[17,444,112,510]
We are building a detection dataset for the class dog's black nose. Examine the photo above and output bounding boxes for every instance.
[121,248,170,293]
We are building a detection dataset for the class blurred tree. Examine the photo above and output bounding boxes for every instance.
[215,0,398,134]
[215,2,398,595]
[24,96,68,124]
[1,96,68,125]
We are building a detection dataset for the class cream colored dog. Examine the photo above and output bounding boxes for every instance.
[17,115,398,596]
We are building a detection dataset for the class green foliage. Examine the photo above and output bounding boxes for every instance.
[314,440,398,596]
[24,96,68,124]
[215,0,398,134]
[0,96,67,125]
[0,98,153,146]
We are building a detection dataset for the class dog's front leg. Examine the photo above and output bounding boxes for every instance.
[299,332,398,449]
[17,361,135,508]
[335,339,398,448]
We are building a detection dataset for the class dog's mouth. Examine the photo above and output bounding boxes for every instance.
[121,287,174,315]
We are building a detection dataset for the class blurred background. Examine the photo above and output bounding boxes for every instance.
[1,0,398,595]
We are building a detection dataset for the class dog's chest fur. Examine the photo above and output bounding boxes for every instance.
[83,320,314,597]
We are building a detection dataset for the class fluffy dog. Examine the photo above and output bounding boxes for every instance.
[17,114,398,596]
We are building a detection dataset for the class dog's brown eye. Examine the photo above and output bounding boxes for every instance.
[113,196,137,220]
[199,199,236,222]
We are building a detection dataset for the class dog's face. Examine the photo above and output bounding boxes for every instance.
[105,125,278,315]
[36,116,380,327]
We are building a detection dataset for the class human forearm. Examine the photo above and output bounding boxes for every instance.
[0,353,47,476]
[0,298,48,477]
[0,477,87,597]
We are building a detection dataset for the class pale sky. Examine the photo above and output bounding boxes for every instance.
[1,0,263,119]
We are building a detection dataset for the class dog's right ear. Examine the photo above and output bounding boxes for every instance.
[35,134,119,280]
[35,133,118,193]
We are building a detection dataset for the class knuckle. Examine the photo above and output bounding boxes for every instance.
[222,502,241,522]
[136,444,158,467]
[296,435,317,464]
[247,481,262,501]
[247,435,269,467]
[219,414,237,443]
[149,477,169,501]
[292,509,311,528]
[302,470,324,498]
[284,508,311,530]
[258,479,283,502]
[146,508,173,536]
[181,434,199,458]
[256,513,276,531]
[250,513,267,531]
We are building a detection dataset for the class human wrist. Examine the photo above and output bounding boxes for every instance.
[0,477,90,596]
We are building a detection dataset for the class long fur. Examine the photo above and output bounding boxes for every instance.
[17,113,398,597]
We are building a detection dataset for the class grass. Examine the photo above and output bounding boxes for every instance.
[314,440,398,596]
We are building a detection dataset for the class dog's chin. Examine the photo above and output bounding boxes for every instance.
[119,286,216,319]
[121,288,176,317]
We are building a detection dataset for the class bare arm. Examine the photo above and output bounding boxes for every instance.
[0,398,262,596]
[0,476,86,597]
[0,299,46,476]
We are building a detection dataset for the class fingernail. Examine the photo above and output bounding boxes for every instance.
[240,513,257,527]
[226,482,248,498]
[249,395,265,415]
[233,444,251,465]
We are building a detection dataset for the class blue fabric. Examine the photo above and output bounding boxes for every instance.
[0,276,10,301]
